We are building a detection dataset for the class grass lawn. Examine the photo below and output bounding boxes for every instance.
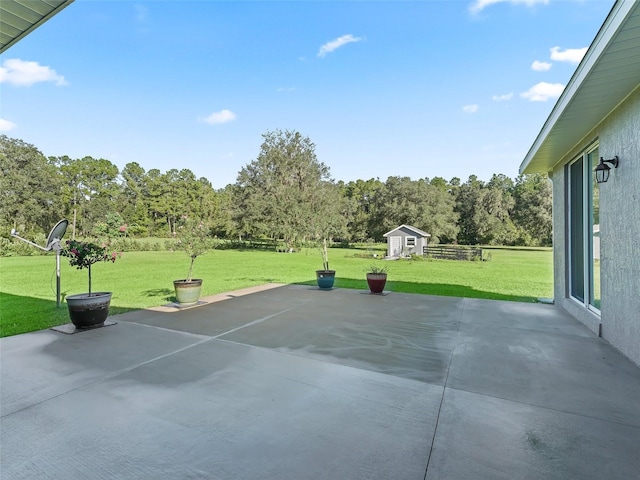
[0,246,552,337]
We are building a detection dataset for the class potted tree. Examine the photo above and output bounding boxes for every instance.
[310,181,347,290]
[173,219,213,306]
[366,264,388,294]
[316,238,336,289]
[62,239,118,328]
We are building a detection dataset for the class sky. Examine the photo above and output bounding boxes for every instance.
[0,0,615,189]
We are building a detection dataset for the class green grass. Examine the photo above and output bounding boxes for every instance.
[0,246,552,337]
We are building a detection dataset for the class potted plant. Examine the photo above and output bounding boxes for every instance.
[173,219,212,306]
[316,238,336,290]
[62,239,118,328]
[366,264,388,294]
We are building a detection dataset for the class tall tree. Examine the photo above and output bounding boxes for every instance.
[118,161,150,233]
[369,176,458,244]
[479,174,517,245]
[211,184,237,238]
[53,156,119,238]
[512,173,552,246]
[455,175,485,245]
[343,178,384,242]
[145,168,170,234]
[0,135,60,235]
[234,129,337,248]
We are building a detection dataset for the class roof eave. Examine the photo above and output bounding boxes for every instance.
[383,224,431,237]
[0,0,75,54]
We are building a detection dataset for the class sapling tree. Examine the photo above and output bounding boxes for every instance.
[175,218,214,282]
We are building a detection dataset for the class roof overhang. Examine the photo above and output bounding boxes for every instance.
[520,0,640,174]
[0,0,74,54]
[383,224,431,238]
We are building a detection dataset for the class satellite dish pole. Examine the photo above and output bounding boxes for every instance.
[11,219,69,308]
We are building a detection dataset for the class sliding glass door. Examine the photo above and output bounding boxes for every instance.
[569,158,585,301]
[568,145,600,312]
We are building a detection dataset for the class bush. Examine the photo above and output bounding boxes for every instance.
[108,237,165,252]
[127,223,148,237]
[0,237,13,256]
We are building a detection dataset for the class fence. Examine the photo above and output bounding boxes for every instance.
[423,245,483,261]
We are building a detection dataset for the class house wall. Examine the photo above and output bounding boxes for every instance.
[599,87,640,366]
[550,87,640,366]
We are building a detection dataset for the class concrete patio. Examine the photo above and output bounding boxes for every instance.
[1,284,639,479]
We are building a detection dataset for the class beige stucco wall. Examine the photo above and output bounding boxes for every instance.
[598,87,640,366]
[550,86,640,366]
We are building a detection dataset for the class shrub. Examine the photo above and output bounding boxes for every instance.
[0,237,13,256]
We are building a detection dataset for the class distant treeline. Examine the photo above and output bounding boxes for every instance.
[0,131,551,248]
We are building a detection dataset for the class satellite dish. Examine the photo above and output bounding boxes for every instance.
[11,219,68,252]
[10,219,69,307]
[46,219,69,251]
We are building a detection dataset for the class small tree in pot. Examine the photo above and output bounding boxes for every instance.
[310,182,347,290]
[173,218,213,306]
[62,239,119,328]
[316,237,336,289]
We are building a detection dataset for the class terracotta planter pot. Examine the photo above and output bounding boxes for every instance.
[316,270,336,290]
[66,292,112,329]
[366,273,387,294]
[173,279,203,306]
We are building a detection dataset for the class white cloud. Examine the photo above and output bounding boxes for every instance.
[276,87,295,92]
[531,60,552,71]
[492,92,513,101]
[0,118,17,132]
[463,104,479,113]
[202,109,236,125]
[550,46,587,65]
[469,0,549,14]
[520,82,565,102]
[317,34,362,58]
[0,59,67,87]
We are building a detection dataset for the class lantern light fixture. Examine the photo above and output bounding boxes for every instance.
[595,156,619,184]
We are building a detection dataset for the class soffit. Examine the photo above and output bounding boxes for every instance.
[0,0,74,54]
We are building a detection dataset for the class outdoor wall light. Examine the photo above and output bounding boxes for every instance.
[595,156,619,184]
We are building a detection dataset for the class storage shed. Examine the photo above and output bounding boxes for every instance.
[383,225,430,258]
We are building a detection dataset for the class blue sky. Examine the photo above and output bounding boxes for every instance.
[0,0,614,188]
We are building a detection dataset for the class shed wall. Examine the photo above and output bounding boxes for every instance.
[385,227,428,257]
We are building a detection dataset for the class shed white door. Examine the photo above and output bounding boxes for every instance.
[389,236,402,257]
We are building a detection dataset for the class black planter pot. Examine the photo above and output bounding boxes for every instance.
[66,292,112,329]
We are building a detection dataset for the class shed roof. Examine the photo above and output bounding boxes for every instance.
[383,224,431,238]
[520,0,640,174]
[0,0,74,54]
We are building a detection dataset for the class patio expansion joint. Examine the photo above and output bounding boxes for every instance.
[211,307,298,340]
[422,298,467,480]
[122,306,298,340]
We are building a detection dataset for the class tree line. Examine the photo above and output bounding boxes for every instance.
[0,131,551,248]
